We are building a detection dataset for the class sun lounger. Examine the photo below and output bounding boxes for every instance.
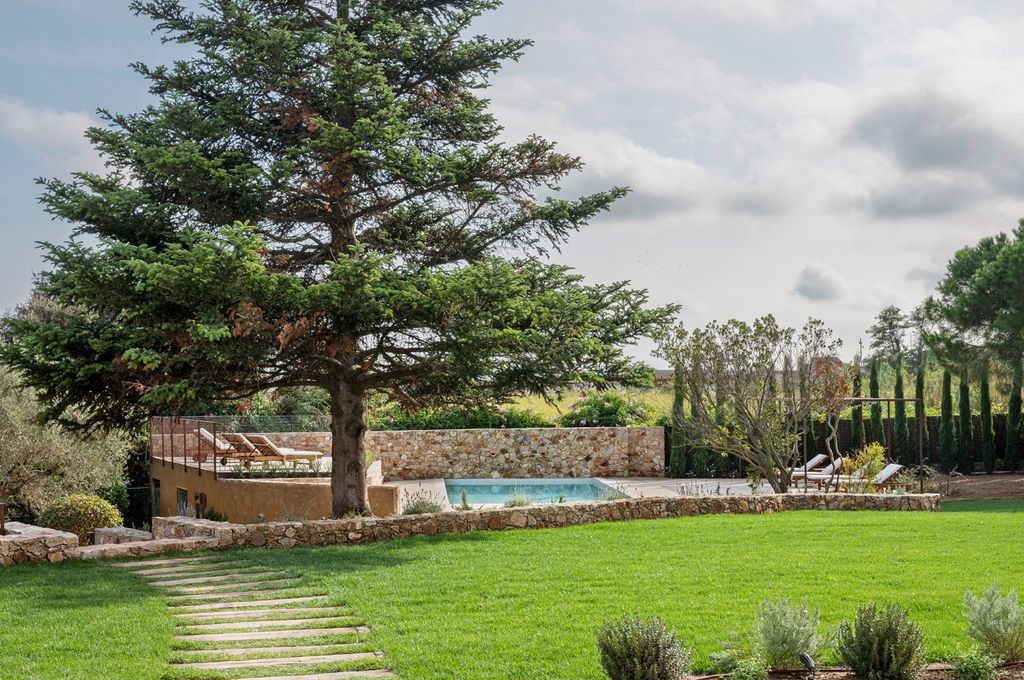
[791,457,843,481]
[837,463,904,491]
[195,427,232,453]
[787,454,827,477]
[245,434,322,467]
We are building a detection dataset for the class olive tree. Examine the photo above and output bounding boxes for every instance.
[656,316,845,493]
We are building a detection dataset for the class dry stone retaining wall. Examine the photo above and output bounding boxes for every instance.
[1,493,941,565]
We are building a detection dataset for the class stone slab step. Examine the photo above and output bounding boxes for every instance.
[113,555,225,568]
[177,645,359,656]
[177,651,381,670]
[174,596,329,611]
[150,571,284,587]
[183,618,355,632]
[176,607,340,620]
[166,586,303,601]
[165,578,300,594]
[133,560,247,576]
[176,626,369,643]
[237,671,395,679]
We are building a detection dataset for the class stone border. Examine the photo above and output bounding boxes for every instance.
[0,522,79,565]
[2,493,940,565]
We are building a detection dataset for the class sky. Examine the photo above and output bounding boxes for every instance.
[3,1,1024,365]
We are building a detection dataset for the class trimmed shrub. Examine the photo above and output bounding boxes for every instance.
[371,403,553,431]
[835,603,924,680]
[37,494,123,543]
[965,583,1024,661]
[597,614,691,680]
[757,599,821,670]
[953,649,999,680]
[560,391,653,428]
[730,657,770,680]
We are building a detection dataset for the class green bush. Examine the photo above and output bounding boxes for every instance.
[953,649,999,680]
[560,391,654,427]
[38,494,123,544]
[835,603,924,680]
[757,599,821,670]
[372,403,553,430]
[730,657,769,680]
[597,614,691,680]
[203,509,229,522]
[965,583,1024,661]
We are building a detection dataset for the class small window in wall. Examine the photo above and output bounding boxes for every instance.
[176,487,189,516]
[195,492,208,519]
[152,479,161,517]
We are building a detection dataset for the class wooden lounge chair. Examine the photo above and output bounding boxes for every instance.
[792,457,843,481]
[245,434,322,469]
[837,463,904,491]
[218,432,273,468]
[787,454,827,477]
[194,427,232,453]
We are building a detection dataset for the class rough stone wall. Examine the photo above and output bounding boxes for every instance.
[0,523,79,565]
[2,493,941,565]
[151,492,941,551]
[266,426,665,479]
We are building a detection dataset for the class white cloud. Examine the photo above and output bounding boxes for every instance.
[0,96,102,173]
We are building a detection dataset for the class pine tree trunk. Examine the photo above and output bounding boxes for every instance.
[1007,363,1023,472]
[958,371,974,474]
[980,367,996,474]
[329,376,368,516]
[939,369,956,471]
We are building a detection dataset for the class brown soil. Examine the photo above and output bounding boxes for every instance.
[941,472,1024,500]
[697,662,1024,680]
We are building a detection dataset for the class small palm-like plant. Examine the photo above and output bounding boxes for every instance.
[597,614,691,680]
[835,603,924,680]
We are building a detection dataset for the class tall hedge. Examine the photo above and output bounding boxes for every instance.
[914,361,929,462]
[669,366,688,477]
[979,365,996,474]
[958,371,974,474]
[851,364,865,452]
[869,357,884,446]
[893,357,910,464]
[939,369,956,471]
[1008,364,1024,472]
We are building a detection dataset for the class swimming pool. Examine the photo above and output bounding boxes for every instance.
[445,478,623,506]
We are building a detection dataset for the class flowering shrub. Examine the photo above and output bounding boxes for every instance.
[558,391,654,427]
[37,494,123,544]
[371,404,553,430]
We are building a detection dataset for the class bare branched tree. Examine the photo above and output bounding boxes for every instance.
[656,316,844,493]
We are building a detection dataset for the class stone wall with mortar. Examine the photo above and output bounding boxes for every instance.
[265,426,666,479]
[1,493,941,565]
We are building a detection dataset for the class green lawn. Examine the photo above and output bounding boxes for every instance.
[3,500,1023,679]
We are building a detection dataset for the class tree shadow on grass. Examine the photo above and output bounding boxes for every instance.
[0,560,168,612]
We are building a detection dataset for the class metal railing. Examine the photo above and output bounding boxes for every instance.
[150,416,221,478]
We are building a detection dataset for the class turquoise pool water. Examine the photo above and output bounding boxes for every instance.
[445,478,621,506]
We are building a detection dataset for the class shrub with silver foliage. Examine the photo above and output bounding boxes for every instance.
[835,603,924,680]
[965,582,1024,661]
[757,598,821,670]
[597,614,691,680]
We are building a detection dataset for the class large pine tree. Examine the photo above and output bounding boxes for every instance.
[0,1,673,513]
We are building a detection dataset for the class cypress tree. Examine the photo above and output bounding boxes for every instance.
[939,369,956,471]
[979,365,996,474]
[669,365,688,477]
[958,371,975,474]
[893,356,910,464]
[1007,363,1023,472]
[869,357,884,446]
[689,399,711,477]
[914,360,929,464]
[851,361,865,452]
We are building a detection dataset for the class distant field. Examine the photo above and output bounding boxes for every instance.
[514,387,674,421]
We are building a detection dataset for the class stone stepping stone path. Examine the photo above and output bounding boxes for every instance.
[120,554,396,679]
